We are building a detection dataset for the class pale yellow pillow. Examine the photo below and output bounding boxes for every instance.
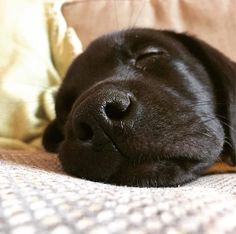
[0,0,82,150]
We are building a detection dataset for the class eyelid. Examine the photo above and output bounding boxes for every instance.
[135,47,167,60]
[139,47,161,54]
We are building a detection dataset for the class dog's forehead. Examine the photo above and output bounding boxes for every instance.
[69,28,194,90]
[86,29,180,56]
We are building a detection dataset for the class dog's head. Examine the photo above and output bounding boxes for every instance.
[43,28,236,187]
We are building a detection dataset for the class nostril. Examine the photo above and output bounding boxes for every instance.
[76,122,94,141]
[105,97,131,120]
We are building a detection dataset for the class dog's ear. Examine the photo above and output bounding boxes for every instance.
[166,31,236,165]
[42,120,64,153]
[42,85,76,153]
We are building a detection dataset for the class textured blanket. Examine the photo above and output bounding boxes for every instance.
[0,149,236,234]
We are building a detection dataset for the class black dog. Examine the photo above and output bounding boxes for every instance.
[43,28,236,187]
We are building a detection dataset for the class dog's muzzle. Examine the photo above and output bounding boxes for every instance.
[71,87,135,155]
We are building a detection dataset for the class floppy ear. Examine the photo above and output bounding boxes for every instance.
[42,85,76,153]
[42,120,64,153]
[166,31,236,165]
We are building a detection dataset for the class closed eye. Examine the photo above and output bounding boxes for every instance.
[135,47,169,69]
[136,51,162,61]
[136,47,167,59]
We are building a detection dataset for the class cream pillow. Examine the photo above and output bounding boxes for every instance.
[0,0,82,150]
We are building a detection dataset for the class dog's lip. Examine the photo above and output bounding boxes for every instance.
[122,161,160,178]
[89,125,161,178]
[108,160,161,186]
[94,117,130,160]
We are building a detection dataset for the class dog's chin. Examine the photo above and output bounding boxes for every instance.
[58,139,212,187]
[108,158,207,187]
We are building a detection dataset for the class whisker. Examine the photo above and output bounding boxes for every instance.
[131,0,147,28]
[173,108,235,150]
[113,0,119,30]
[175,109,232,125]
[198,117,235,150]
[220,120,236,133]
[224,138,234,150]
[200,112,236,134]
[197,131,212,138]
[127,0,134,26]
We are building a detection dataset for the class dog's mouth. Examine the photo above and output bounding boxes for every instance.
[109,162,160,187]
[59,130,210,187]
[104,142,165,185]
[58,109,225,187]
[108,154,205,187]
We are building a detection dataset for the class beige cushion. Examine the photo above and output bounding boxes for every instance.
[63,0,236,61]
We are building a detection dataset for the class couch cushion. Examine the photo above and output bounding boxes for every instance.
[63,0,236,61]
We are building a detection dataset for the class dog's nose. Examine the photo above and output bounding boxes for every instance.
[104,93,131,120]
[72,89,133,144]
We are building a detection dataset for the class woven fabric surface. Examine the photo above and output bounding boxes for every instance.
[0,150,236,234]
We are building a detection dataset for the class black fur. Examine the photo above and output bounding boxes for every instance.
[43,28,236,187]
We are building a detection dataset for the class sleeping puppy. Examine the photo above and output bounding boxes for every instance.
[43,28,236,187]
